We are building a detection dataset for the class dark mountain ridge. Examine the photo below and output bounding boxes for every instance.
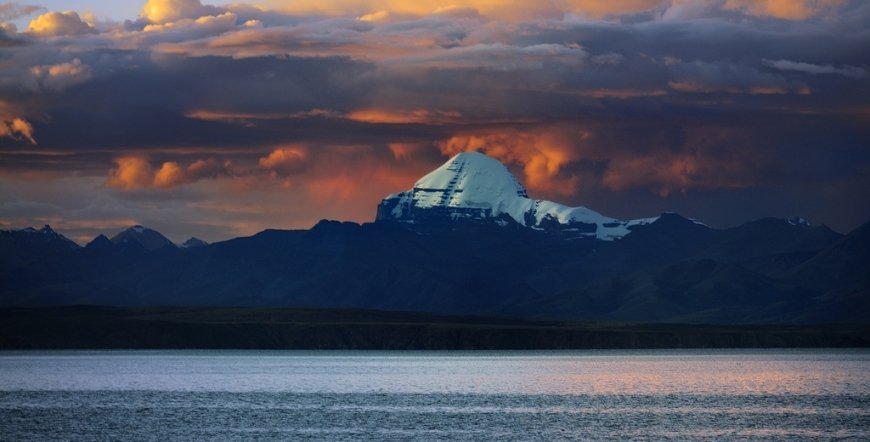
[1,152,867,324]
[0,214,866,324]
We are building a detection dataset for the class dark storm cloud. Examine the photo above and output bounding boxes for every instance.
[1,0,869,240]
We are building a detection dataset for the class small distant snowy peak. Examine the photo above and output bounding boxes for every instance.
[181,237,208,248]
[376,151,662,240]
[787,216,812,227]
[111,225,176,251]
[17,224,60,236]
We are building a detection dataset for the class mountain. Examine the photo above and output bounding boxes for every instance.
[181,237,208,248]
[0,153,867,324]
[110,225,176,251]
[0,225,80,263]
[377,151,663,239]
[85,234,114,251]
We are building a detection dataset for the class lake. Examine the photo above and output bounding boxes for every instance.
[1,349,868,440]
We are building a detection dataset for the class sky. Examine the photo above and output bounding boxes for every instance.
[0,0,868,244]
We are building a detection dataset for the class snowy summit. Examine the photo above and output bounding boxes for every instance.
[376,151,659,240]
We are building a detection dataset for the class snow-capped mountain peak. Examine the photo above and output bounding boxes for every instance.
[111,225,176,251]
[376,151,660,240]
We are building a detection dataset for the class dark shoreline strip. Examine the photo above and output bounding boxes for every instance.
[1,306,868,350]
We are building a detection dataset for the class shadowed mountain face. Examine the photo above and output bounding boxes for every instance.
[0,216,866,324]
[111,225,176,251]
[0,154,867,324]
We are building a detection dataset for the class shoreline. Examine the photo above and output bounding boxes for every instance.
[2,305,868,350]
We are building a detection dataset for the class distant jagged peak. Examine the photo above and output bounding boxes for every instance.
[16,224,58,235]
[111,224,176,251]
[0,224,80,249]
[85,234,113,249]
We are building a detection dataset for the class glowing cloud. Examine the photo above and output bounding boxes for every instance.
[265,0,663,20]
[26,11,94,36]
[143,11,237,33]
[388,143,425,160]
[106,156,232,190]
[439,130,585,196]
[30,58,92,91]
[153,161,186,188]
[259,147,308,175]
[106,157,154,190]
[140,0,221,24]
[0,118,36,144]
[348,109,462,125]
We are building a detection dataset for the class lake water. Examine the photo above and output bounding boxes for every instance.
[1,349,868,440]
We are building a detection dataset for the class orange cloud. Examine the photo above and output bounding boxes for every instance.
[300,152,424,211]
[106,157,154,190]
[143,11,237,33]
[26,11,94,36]
[265,0,663,20]
[601,153,753,196]
[347,109,462,125]
[439,125,762,198]
[154,161,186,188]
[259,146,308,175]
[439,129,585,196]
[30,58,92,91]
[600,127,759,196]
[388,143,425,160]
[106,156,232,190]
[0,118,36,144]
[723,0,846,20]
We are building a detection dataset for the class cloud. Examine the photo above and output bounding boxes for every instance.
[140,0,224,24]
[722,0,847,20]
[437,123,776,198]
[600,151,754,196]
[764,59,867,78]
[153,161,186,188]
[0,118,35,144]
[388,143,425,160]
[2,0,870,240]
[30,58,92,91]
[439,130,585,196]
[0,3,44,21]
[395,43,587,70]
[143,11,238,33]
[265,0,665,20]
[347,109,462,124]
[665,59,808,95]
[258,147,308,175]
[106,156,233,190]
[105,157,153,190]
[26,11,95,36]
